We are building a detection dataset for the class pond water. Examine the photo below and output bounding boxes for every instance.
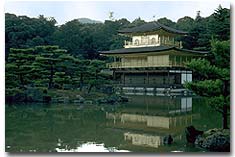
[6,95,222,152]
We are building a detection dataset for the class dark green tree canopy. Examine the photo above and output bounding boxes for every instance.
[157,17,176,27]
[5,5,230,59]
[5,13,57,58]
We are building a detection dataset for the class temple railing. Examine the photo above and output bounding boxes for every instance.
[107,61,186,69]
[124,40,182,48]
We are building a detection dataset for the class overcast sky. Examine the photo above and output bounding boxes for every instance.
[5,1,230,25]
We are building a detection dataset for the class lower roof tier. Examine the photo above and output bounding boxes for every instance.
[100,46,208,56]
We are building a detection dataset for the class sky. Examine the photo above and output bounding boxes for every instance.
[5,1,230,25]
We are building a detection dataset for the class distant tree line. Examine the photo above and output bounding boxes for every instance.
[5,5,230,60]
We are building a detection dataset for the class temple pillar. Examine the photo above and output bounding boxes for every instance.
[113,70,116,80]
[123,73,125,85]
[147,72,149,84]
[168,70,170,86]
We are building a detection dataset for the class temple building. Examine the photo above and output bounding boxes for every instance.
[100,21,207,89]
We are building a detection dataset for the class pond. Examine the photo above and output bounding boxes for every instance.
[5,95,222,152]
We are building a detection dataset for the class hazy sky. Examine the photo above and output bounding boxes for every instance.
[5,1,230,25]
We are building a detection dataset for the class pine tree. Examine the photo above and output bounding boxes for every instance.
[73,59,90,91]
[6,48,35,89]
[54,72,71,89]
[185,40,230,129]
[33,46,67,89]
[55,54,78,89]
[212,5,230,40]
[87,60,107,93]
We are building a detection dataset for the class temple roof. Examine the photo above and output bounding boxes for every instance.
[118,21,188,35]
[100,46,208,55]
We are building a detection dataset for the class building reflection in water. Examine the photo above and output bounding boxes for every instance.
[169,97,192,114]
[106,112,193,129]
[106,96,197,149]
[124,132,162,148]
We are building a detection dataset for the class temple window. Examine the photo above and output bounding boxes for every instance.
[151,38,156,44]
[134,39,139,45]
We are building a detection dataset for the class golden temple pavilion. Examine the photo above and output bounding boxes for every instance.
[100,21,207,88]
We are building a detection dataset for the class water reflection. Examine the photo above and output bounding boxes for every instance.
[106,112,193,129]
[5,95,220,152]
[55,142,129,152]
[106,96,193,129]
[124,132,162,148]
[106,96,198,150]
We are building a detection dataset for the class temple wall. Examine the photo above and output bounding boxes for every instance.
[132,35,159,45]
[122,73,181,85]
[147,55,169,66]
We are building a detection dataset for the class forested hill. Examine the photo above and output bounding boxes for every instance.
[77,18,102,24]
[5,5,230,60]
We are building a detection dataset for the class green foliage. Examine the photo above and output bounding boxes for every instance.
[210,5,230,40]
[157,17,176,27]
[32,46,70,88]
[5,5,230,101]
[128,17,146,27]
[5,88,23,96]
[5,13,57,58]
[5,14,137,59]
[185,40,230,129]
[6,45,109,98]
[208,95,229,114]
[6,48,36,88]
[54,72,71,89]
[185,79,223,96]
[211,40,230,68]
[186,59,229,80]
[175,6,229,50]
[5,6,230,59]
[176,16,194,31]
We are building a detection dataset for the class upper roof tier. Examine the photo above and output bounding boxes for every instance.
[118,21,188,35]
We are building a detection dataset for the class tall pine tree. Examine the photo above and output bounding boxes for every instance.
[6,48,35,94]
[33,46,67,89]
[185,40,230,129]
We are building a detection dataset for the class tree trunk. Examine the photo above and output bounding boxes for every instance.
[95,70,98,80]
[19,73,24,88]
[222,105,228,129]
[222,80,229,129]
[88,84,93,94]
[49,64,54,89]
[80,73,83,91]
